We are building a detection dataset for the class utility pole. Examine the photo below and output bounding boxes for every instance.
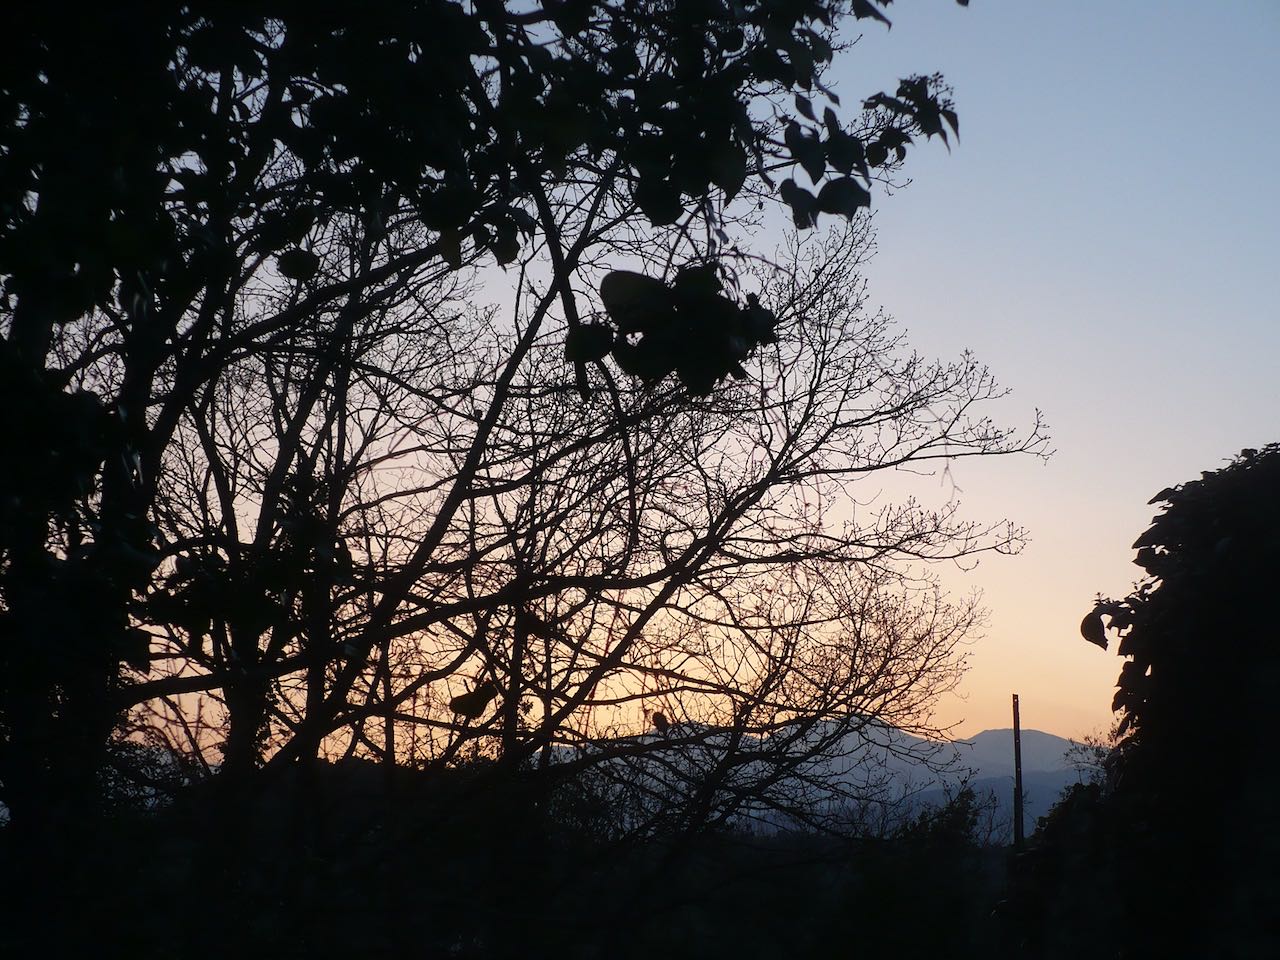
[1012,693,1025,851]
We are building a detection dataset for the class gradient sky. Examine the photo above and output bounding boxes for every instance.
[815,1,1280,739]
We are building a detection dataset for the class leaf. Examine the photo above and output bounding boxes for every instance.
[752,47,792,86]
[517,610,565,642]
[673,263,722,300]
[276,248,319,282]
[489,224,520,266]
[1131,525,1163,550]
[850,0,892,27]
[676,358,719,397]
[787,41,815,91]
[606,46,641,79]
[941,107,960,139]
[551,0,591,35]
[914,100,945,140]
[1080,611,1108,649]
[823,106,840,136]
[804,28,833,64]
[708,143,748,201]
[877,126,913,161]
[510,208,538,237]
[779,178,817,229]
[743,295,778,345]
[1134,546,1163,573]
[612,335,678,382]
[253,212,294,253]
[119,627,152,673]
[784,122,825,185]
[1111,688,1133,714]
[450,680,498,718]
[863,93,913,117]
[718,26,745,54]
[634,176,684,226]
[438,229,463,270]
[565,323,615,363]
[816,177,871,216]
[795,94,815,122]
[600,271,672,333]
[825,129,868,180]
[1117,629,1147,659]
[897,75,930,104]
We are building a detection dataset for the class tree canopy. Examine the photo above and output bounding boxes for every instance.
[1,0,980,836]
[1082,444,1280,766]
[1053,444,1280,959]
[2,0,960,381]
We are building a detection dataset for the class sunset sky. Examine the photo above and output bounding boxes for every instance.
[818,1,1280,739]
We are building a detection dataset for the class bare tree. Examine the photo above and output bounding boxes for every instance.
[115,219,1044,845]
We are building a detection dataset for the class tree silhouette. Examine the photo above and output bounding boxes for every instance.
[121,223,1042,833]
[1,0,971,839]
[1049,445,1280,959]
[1083,445,1280,787]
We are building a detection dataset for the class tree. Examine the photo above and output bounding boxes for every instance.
[122,222,1042,835]
[1,0,971,836]
[1082,445,1280,775]
[1054,445,1280,959]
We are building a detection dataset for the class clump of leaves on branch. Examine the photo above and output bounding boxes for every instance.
[588,265,780,394]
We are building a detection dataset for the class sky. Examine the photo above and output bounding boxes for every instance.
[816,1,1280,739]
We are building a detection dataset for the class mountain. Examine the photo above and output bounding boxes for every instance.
[912,728,1088,836]
[553,720,1089,842]
[953,728,1080,779]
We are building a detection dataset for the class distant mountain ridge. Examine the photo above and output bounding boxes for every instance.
[955,728,1081,779]
[915,727,1088,836]
[549,720,1088,842]
[0,725,1085,841]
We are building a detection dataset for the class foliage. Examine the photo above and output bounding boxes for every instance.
[1042,445,1280,959]
[1,0,959,395]
[896,784,990,848]
[1081,444,1280,782]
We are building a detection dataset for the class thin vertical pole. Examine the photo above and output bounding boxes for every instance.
[1012,693,1025,851]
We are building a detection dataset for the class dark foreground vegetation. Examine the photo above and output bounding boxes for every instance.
[1,764,1012,959]
[1014,445,1280,960]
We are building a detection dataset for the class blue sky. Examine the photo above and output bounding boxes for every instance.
[820,1,1280,737]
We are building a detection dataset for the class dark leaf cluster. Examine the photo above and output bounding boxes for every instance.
[1081,444,1280,743]
[2,0,961,366]
[591,264,778,394]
